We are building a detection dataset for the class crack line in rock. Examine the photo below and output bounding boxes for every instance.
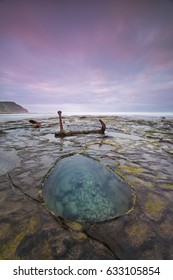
[83,230,120,260]
[7,174,120,259]
[7,173,41,204]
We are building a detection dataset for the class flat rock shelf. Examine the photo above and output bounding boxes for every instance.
[0,115,173,260]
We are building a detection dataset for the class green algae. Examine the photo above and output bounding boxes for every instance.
[0,223,11,240]
[102,141,120,147]
[0,216,39,260]
[1,231,26,259]
[125,222,151,247]
[115,170,134,188]
[119,166,142,174]
[66,222,88,239]
[115,170,127,181]
[128,224,139,236]
[30,241,52,259]
[164,183,173,190]
[67,221,83,232]
[145,200,166,214]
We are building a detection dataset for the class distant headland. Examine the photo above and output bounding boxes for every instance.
[0,101,29,114]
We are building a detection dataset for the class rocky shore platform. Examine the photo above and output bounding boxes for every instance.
[0,115,173,259]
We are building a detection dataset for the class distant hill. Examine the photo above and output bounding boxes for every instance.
[0,101,29,114]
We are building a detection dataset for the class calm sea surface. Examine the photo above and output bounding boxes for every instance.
[0,112,173,123]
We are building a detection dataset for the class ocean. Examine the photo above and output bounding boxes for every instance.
[0,112,173,123]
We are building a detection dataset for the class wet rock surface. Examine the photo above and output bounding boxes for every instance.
[0,115,173,259]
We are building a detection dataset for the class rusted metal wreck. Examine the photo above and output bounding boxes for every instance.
[55,111,106,137]
[29,119,41,128]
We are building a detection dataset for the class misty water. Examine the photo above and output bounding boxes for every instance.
[0,112,173,123]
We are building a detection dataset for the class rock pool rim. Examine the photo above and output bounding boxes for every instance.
[41,153,136,224]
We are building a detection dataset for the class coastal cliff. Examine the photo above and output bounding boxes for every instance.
[0,101,29,114]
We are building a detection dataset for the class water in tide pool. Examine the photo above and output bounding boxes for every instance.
[42,155,135,223]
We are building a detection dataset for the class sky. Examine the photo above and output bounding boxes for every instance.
[0,0,173,113]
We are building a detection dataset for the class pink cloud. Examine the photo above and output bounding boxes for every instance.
[0,0,173,112]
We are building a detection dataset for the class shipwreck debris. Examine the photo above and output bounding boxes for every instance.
[29,119,41,128]
[58,111,64,132]
[55,111,106,137]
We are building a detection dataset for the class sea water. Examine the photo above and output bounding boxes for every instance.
[0,112,173,123]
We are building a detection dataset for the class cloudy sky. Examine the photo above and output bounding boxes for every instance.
[0,0,173,113]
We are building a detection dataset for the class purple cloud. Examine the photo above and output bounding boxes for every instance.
[0,0,173,113]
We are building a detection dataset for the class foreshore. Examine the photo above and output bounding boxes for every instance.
[0,115,173,259]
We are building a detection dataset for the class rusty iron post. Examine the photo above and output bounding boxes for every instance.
[58,111,64,132]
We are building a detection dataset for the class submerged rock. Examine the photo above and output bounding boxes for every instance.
[42,154,135,222]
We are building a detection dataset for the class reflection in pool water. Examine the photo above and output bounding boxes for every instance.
[43,155,135,222]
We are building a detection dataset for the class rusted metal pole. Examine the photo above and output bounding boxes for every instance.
[58,111,64,132]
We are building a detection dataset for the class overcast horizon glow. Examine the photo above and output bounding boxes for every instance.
[0,0,173,113]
